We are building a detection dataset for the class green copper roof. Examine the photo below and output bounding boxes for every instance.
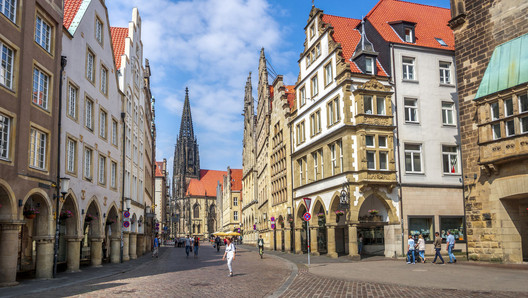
[475,32,528,100]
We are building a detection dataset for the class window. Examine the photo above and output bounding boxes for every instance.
[439,62,451,84]
[298,159,303,185]
[492,123,501,139]
[522,117,528,134]
[311,75,318,97]
[364,95,373,114]
[402,57,415,80]
[35,16,51,52]
[300,87,306,107]
[112,119,118,146]
[404,144,422,173]
[32,67,49,110]
[313,152,318,181]
[328,97,340,126]
[442,102,455,125]
[99,110,107,138]
[376,97,386,115]
[0,113,11,160]
[404,98,418,123]
[366,135,375,147]
[309,23,315,39]
[193,205,199,218]
[365,57,374,75]
[334,97,340,122]
[330,143,336,175]
[490,102,500,120]
[310,110,321,136]
[29,127,47,170]
[378,136,387,148]
[505,119,515,136]
[67,84,77,119]
[110,161,117,188]
[404,27,413,43]
[435,37,448,47]
[366,151,375,170]
[296,121,305,144]
[379,151,388,170]
[234,211,239,221]
[490,102,500,139]
[85,98,93,130]
[325,63,333,85]
[95,18,103,44]
[86,50,95,82]
[338,140,343,172]
[0,41,14,89]
[0,0,17,23]
[100,67,108,94]
[440,217,465,241]
[233,197,238,206]
[66,138,76,173]
[442,145,459,174]
[409,217,433,241]
[98,155,106,185]
[84,148,92,179]
[519,94,528,113]
[504,98,514,117]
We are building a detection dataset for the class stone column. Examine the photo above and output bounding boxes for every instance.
[129,232,137,260]
[310,227,319,256]
[123,232,130,261]
[90,237,103,267]
[137,234,144,256]
[294,228,302,254]
[348,224,360,260]
[110,236,120,263]
[65,236,82,272]
[35,236,54,279]
[327,225,338,258]
[284,228,292,252]
[0,224,22,286]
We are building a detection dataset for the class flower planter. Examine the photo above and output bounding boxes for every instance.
[25,214,36,220]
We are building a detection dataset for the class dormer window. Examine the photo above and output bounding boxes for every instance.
[309,23,315,39]
[365,57,374,75]
[404,27,414,43]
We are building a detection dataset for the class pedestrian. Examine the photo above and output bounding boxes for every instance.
[185,235,191,257]
[417,234,426,263]
[222,237,236,277]
[446,230,457,264]
[358,233,363,255]
[432,232,445,264]
[407,235,416,264]
[153,233,159,258]
[190,236,194,253]
[193,236,200,258]
[215,236,221,252]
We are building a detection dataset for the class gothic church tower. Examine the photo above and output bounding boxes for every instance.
[173,88,200,199]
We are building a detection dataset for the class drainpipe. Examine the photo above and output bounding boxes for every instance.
[120,112,126,262]
[53,56,67,278]
[390,44,405,257]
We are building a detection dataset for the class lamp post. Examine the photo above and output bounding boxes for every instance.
[53,177,70,278]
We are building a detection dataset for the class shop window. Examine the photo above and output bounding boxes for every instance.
[408,216,434,242]
[440,216,465,242]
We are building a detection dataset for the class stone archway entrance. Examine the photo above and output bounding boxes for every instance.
[278,215,285,252]
[82,200,103,267]
[501,196,528,262]
[358,195,389,256]
[0,183,20,286]
[295,204,308,254]
[58,194,80,272]
[329,195,348,256]
[311,201,327,255]
[106,206,120,263]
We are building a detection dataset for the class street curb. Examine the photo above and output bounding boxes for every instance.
[266,252,299,298]
[0,248,163,298]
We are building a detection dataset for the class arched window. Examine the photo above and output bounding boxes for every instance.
[193,204,199,218]
[193,224,196,233]
[197,224,201,233]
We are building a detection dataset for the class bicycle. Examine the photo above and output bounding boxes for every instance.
[258,246,263,259]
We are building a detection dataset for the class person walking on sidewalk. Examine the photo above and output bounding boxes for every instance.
[222,237,236,277]
[432,232,445,264]
[446,231,457,264]
[193,236,200,258]
[152,234,159,258]
[417,234,426,263]
[257,235,264,258]
[185,235,191,258]
[407,235,416,264]
[215,236,221,252]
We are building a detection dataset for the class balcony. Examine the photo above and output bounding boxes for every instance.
[479,134,528,165]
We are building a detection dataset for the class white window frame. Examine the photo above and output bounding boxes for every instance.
[379,151,388,170]
[84,148,92,179]
[32,67,49,110]
[29,127,47,170]
[519,94,528,113]
[313,152,318,181]
[402,57,415,80]
[298,159,303,185]
[300,86,306,107]
[364,95,373,114]
[366,135,375,147]
[0,113,11,160]
[0,41,14,89]
[404,27,413,43]
[378,136,387,148]
[66,138,76,173]
[492,123,501,140]
[439,62,451,84]
[490,102,500,120]
[100,67,107,94]
[85,98,93,130]
[404,144,422,173]
[504,98,514,117]
[338,140,343,173]
[86,50,95,82]
[98,155,106,185]
[325,63,333,85]
[35,15,51,52]
[95,18,103,44]
[330,143,336,175]
[233,197,238,206]
[442,102,455,125]
[404,98,418,123]
[112,119,118,146]
[1,0,17,23]
[234,211,239,221]
[521,116,528,134]
[67,84,77,119]
[505,119,515,137]
[366,151,376,170]
[365,57,374,75]
[111,161,117,188]
[376,96,386,115]
[319,149,324,179]
[442,145,459,174]
[99,110,107,139]
[311,75,318,97]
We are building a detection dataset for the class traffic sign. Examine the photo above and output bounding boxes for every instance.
[271,223,276,229]
[303,197,312,211]
[303,212,311,221]
[123,221,130,228]
[270,216,275,222]
[253,224,256,230]
[124,211,130,218]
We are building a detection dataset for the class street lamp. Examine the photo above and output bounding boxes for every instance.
[125,197,131,211]
[53,177,70,278]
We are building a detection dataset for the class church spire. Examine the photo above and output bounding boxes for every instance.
[179,87,195,140]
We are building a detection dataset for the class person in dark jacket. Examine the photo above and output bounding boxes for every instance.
[432,232,445,264]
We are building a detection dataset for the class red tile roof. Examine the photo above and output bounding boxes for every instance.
[230,169,243,192]
[322,15,388,77]
[285,85,296,110]
[154,161,164,177]
[63,0,83,30]
[365,0,454,50]
[110,27,128,69]
[186,169,226,197]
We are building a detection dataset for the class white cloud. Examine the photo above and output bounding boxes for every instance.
[107,0,285,170]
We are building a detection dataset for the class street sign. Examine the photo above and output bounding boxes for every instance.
[123,221,130,228]
[237,228,241,232]
[253,224,256,230]
[124,211,130,218]
[270,216,275,222]
[271,223,276,229]
[303,212,311,221]
[303,197,312,211]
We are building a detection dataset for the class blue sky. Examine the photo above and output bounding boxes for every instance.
[106,0,449,177]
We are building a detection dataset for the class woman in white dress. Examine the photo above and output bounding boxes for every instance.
[417,234,426,263]
[222,237,236,277]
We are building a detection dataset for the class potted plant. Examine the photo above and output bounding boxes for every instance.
[60,209,73,220]
[335,210,345,216]
[106,219,115,225]
[138,219,143,227]
[287,215,294,223]
[368,209,379,215]
[23,208,39,219]
[85,213,97,222]
[317,212,325,218]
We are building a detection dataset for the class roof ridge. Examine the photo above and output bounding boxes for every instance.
[324,14,361,22]
[393,0,450,11]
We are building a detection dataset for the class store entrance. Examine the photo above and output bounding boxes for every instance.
[358,225,385,256]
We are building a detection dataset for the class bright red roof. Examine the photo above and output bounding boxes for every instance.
[366,0,454,50]
[154,161,164,177]
[186,170,226,197]
[63,0,83,30]
[322,15,388,77]
[285,85,296,110]
[230,169,243,192]
[110,27,128,69]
